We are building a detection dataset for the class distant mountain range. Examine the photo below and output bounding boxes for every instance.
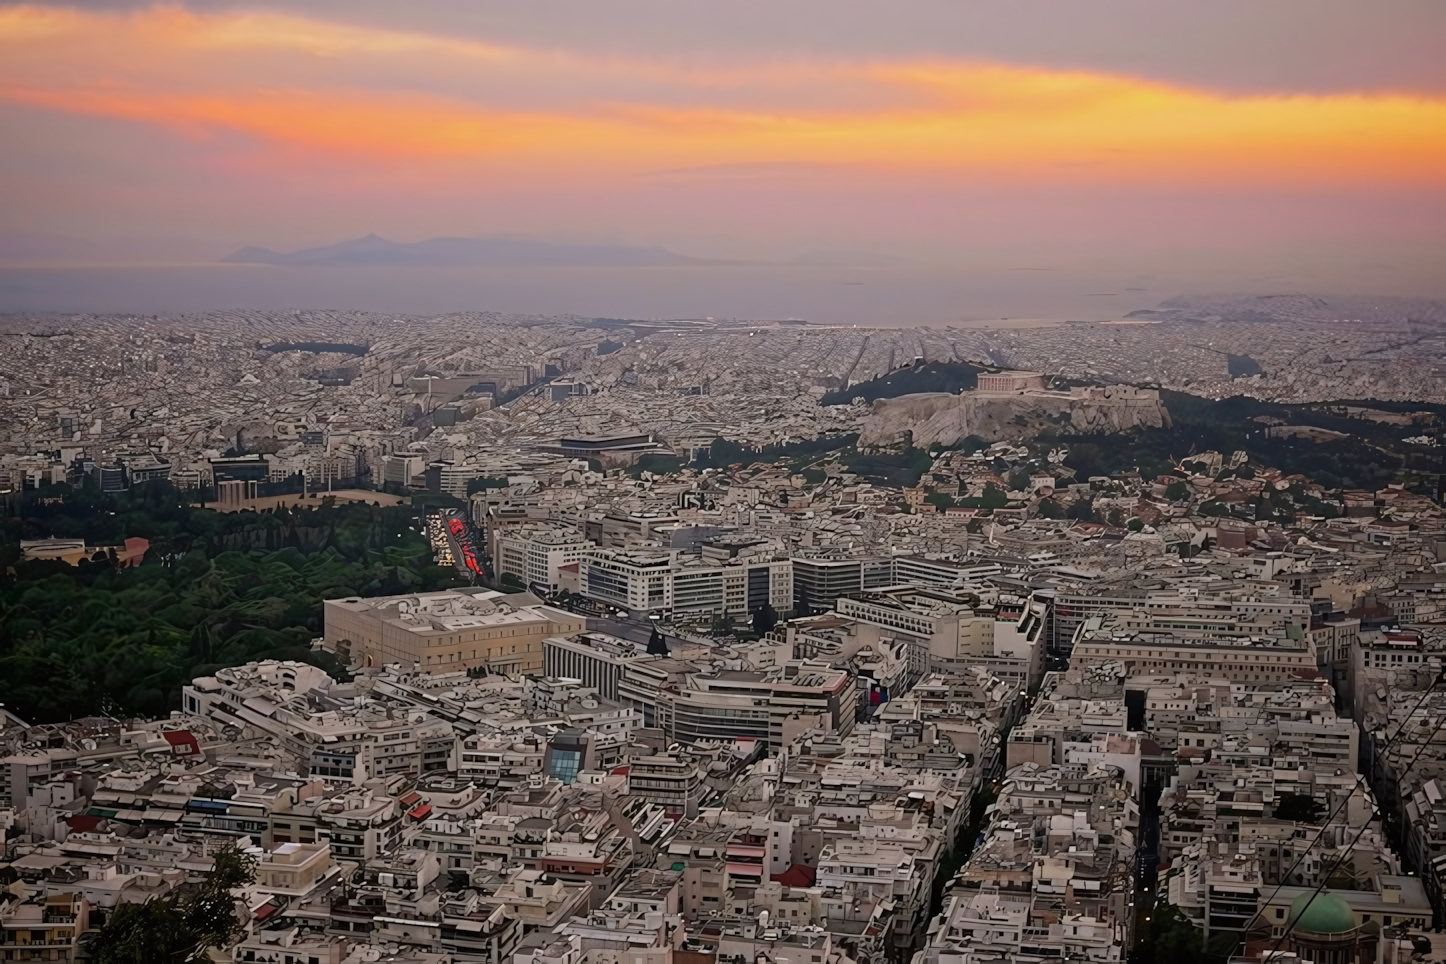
[221,234,706,267]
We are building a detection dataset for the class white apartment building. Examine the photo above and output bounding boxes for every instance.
[493,524,592,593]
[836,587,1044,684]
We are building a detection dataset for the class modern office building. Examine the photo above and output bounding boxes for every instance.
[579,548,791,619]
[542,633,640,701]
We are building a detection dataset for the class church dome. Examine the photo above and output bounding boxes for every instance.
[1288,892,1356,935]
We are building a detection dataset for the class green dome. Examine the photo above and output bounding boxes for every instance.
[1288,892,1356,934]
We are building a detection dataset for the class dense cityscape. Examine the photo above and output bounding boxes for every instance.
[3,2,1444,962]
[3,299,1446,964]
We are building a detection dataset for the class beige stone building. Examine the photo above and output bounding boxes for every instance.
[322,589,584,675]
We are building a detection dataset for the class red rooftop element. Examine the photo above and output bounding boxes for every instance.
[771,864,817,887]
[398,791,422,807]
[64,814,103,833]
[162,731,200,756]
[118,537,150,568]
[407,804,433,821]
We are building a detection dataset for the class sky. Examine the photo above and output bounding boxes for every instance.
[1,1,1444,320]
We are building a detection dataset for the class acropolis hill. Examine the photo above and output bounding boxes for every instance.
[858,371,1171,449]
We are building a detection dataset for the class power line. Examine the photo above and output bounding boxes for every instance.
[1259,677,1446,961]
[1213,673,1442,957]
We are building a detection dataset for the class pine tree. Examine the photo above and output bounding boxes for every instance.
[647,626,668,655]
[88,845,255,963]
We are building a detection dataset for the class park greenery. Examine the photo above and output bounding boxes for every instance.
[0,481,467,724]
[819,360,983,406]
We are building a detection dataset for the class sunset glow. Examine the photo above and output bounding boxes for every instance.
[3,5,1444,187]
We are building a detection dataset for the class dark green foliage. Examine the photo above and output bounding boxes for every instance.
[925,491,956,510]
[752,603,779,636]
[1054,390,1446,492]
[1227,354,1263,377]
[262,341,367,356]
[1127,518,1145,532]
[844,448,932,487]
[801,468,826,484]
[498,572,526,591]
[466,477,510,495]
[1,483,466,723]
[701,434,857,469]
[1066,497,1096,521]
[628,454,684,478]
[647,626,669,655]
[1164,481,1188,500]
[88,900,190,964]
[1274,792,1326,823]
[1137,902,1236,964]
[1063,442,1106,479]
[88,846,255,963]
[960,436,989,455]
[1036,498,1063,519]
[957,483,1008,510]
[819,361,983,406]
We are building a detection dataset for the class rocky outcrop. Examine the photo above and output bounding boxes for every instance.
[859,387,1170,449]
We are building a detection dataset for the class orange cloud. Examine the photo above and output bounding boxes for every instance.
[1,4,1444,189]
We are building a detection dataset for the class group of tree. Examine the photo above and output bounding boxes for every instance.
[87,846,254,963]
[0,481,467,723]
[1136,902,1237,964]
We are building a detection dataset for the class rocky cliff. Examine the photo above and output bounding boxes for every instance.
[858,387,1170,449]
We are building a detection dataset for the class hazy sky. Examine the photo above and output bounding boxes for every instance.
[1,1,1444,316]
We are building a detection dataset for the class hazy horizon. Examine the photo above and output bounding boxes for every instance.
[2,2,1444,319]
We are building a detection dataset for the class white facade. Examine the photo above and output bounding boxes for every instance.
[494,525,592,591]
[579,548,792,618]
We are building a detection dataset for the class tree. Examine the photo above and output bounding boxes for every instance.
[1066,497,1096,521]
[88,845,255,963]
[710,613,733,636]
[498,572,525,592]
[1137,902,1236,964]
[1165,480,1188,500]
[1274,792,1326,823]
[647,626,669,656]
[1127,518,1145,532]
[752,603,779,636]
[466,477,509,495]
[795,588,814,618]
[1036,498,1063,519]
